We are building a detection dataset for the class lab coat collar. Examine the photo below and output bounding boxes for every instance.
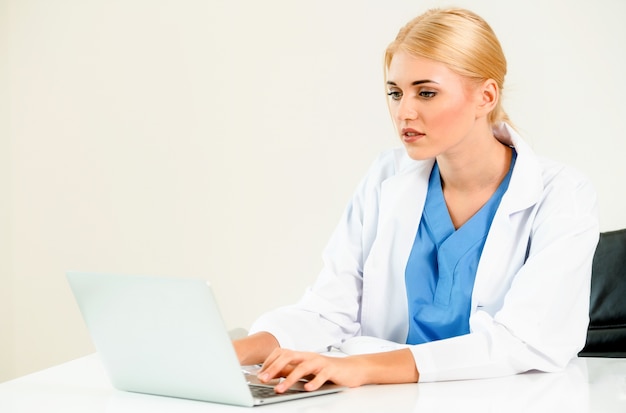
[493,123,544,216]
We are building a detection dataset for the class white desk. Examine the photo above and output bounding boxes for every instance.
[1,354,625,412]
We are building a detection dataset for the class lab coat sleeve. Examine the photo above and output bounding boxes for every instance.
[410,165,599,382]
[249,151,398,351]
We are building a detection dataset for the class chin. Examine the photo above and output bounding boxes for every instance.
[404,146,435,161]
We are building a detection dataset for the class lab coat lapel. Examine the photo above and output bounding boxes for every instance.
[472,127,544,312]
[361,157,434,341]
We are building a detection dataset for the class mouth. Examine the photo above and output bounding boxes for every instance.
[401,128,425,142]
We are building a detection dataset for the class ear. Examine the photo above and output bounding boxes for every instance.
[475,78,499,118]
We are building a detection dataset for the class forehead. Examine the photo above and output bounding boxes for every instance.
[386,50,462,86]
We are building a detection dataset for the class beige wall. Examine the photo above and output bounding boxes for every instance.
[1,0,16,383]
[3,0,626,381]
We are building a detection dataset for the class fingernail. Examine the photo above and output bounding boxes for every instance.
[259,373,269,382]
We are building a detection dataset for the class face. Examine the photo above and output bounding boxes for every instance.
[386,50,485,161]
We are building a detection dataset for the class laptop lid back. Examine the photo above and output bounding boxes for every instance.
[66,272,255,406]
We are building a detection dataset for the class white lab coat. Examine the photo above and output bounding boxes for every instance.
[250,123,599,382]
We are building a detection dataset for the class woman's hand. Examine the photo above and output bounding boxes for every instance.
[257,349,363,392]
[257,347,419,393]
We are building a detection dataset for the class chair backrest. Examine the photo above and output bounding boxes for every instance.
[579,228,626,357]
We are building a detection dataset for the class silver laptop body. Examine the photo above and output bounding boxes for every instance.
[66,271,343,407]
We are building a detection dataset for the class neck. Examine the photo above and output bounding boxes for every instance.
[437,129,512,194]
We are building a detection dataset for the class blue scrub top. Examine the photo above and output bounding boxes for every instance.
[405,150,517,345]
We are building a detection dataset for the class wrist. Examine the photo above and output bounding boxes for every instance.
[357,348,419,385]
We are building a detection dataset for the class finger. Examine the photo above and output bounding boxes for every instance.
[258,350,301,383]
[257,348,288,380]
[258,348,282,373]
[303,372,330,391]
[275,359,322,393]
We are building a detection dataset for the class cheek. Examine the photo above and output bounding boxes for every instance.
[426,98,474,132]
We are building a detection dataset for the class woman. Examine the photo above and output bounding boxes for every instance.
[233,7,599,392]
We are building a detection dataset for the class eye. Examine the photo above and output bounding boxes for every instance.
[387,90,402,101]
[419,90,437,99]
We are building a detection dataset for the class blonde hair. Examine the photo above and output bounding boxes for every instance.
[385,8,511,125]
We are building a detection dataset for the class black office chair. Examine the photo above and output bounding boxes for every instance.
[579,228,626,357]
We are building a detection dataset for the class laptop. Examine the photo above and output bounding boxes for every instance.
[66,271,344,407]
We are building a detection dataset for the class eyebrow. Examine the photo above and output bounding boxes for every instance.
[386,80,438,86]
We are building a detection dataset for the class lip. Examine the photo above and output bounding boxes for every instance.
[401,128,425,143]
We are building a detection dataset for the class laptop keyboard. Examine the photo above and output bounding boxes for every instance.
[249,384,304,399]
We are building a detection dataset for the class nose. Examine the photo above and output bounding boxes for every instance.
[394,97,418,121]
